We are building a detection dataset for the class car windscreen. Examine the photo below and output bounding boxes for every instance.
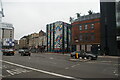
[8,49,14,51]
[24,50,29,52]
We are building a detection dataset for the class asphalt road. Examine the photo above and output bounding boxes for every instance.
[1,52,120,80]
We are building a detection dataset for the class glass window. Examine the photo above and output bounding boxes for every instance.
[80,34,83,41]
[85,33,89,41]
[91,33,95,41]
[79,25,82,30]
[84,25,88,30]
[91,24,94,29]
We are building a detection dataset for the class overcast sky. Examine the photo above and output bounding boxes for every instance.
[2,0,100,40]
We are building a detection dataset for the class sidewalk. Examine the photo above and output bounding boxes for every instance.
[32,52,120,59]
[98,56,120,59]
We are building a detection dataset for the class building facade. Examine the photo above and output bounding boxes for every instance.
[19,36,29,49]
[46,21,71,53]
[100,0,118,56]
[14,40,19,50]
[29,31,46,49]
[19,30,47,52]
[116,0,120,54]
[0,22,14,49]
[71,13,100,54]
[0,22,14,39]
[29,33,39,48]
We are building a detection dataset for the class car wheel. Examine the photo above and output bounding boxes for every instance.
[72,56,75,59]
[89,56,92,60]
[28,54,31,56]
[86,57,89,59]
[82,57,84,59]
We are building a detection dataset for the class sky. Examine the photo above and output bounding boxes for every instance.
[2,0,100,40]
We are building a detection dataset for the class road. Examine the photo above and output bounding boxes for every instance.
[1,52,120,80]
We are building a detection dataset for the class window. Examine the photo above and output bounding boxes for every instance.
[10,31,12,38]
[91,24,94,29]
[79,25,82,30]
[85,33,89,41]
[80,34,83,41]
[91,33,95,41]
[84,25,88,30]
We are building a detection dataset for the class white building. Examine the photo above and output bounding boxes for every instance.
[0,22,14,47]
[0,22,14,39]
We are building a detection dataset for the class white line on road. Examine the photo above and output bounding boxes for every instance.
[50,57,54,59]
[0,60,78,80]
[6,70,14,75]
[65,67,69,69]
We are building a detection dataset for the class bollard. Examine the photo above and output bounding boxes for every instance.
[76,53,79,59]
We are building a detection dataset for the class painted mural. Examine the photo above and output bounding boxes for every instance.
[51,24,54,51]
[47,21,71,52]
[54,22,63,51]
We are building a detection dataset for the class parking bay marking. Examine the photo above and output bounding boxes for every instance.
[0,60,79,80]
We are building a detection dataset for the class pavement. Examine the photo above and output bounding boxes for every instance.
[98,56,120,59]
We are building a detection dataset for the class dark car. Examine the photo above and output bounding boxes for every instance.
[18,49,24,53]
[85,53,98,60]
[70,51,97,60]
[70,51,81,58]
[2,49,15,56]
[20,49,31,56]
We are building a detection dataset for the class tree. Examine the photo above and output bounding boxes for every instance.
[88,10,93,15]
[76,13,80,18]
[69,17,74,23]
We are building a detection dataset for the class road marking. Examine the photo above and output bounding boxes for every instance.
[28,57,31,59]
[71,65,76,68]
[50,57,54,59]
[6,70,14,75]
[65,67,69,69]
[0,60,77,80]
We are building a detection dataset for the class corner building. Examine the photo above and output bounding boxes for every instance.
[46,21,71,53]
[71,13,100,54]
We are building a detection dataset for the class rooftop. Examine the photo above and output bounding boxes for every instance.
[0,22,14,29]
[72,13,100,23]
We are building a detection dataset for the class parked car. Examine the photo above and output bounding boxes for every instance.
[20,49,31,56]
[18,49,24,53]
[2,49,15,56]
[70,51,97,60]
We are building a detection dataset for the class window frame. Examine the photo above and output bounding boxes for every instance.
[84,24,88,30]
[79,25,82,31]
[91,24,95,30]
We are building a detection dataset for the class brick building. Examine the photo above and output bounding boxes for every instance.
[71,13,100,54]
